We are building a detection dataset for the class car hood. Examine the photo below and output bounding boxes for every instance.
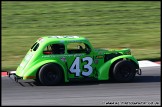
[94,48,131,55]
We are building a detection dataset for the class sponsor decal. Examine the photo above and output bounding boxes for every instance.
[42,54,84,58]
[38,38,44,43]
[61,57,66,62]
[94,60,99,64]
[48,36,80,39]
[96,55,104,59]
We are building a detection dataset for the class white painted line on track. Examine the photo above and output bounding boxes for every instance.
[138,60,160,67]
[10,71,16,73]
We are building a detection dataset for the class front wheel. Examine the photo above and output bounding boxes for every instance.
[38,63,63,86]
[112,60,136,82]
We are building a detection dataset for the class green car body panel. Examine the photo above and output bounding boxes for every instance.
[98,55,139,80]
[16,36,140,82]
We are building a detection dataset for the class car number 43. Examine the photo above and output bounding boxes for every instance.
[70,57,93,77]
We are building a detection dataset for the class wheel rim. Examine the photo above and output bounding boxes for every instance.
[120,67,131,78]
[46,71,57,81]
[117,66,131,79]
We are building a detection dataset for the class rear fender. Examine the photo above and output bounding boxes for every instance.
[23,60,68,82]
[98,55,139,80]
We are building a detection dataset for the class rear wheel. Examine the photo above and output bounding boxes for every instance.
[111,60,136,82]
[38,63,63,86]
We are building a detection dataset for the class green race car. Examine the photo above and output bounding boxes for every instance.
[10,36,141,85]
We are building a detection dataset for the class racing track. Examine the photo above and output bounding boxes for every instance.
[2,66,161,106]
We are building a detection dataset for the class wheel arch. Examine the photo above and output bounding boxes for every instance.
[98,55,139,80]
[109,58,139,79]
[36,62,66,83]
[24,60,68,82]
[38,61,69,83]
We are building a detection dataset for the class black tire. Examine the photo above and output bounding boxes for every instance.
[34,71,41,84]
[34,77,41,83]
[112,60,136,82]
[38,63,63,86]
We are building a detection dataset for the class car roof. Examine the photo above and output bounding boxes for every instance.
[37,36,87,44]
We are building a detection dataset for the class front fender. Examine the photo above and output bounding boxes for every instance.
[98,55,139,80]
[22,60,68,82]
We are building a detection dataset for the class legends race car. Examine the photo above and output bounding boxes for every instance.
[9,36,141,85]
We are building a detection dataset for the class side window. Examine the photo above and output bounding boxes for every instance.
[67,42,91,54]
[43,45,53,54]
[43,43,65,55]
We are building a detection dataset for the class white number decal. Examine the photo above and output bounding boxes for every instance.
[82,57,93,76]
[70,57,80,76]
[69,57,93,77]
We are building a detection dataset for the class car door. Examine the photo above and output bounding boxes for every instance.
[66,42,97,80]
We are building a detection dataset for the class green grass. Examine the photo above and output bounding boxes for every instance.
[2,1,160,71]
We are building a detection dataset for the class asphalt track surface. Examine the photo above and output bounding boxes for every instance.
[2,66,161,106]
